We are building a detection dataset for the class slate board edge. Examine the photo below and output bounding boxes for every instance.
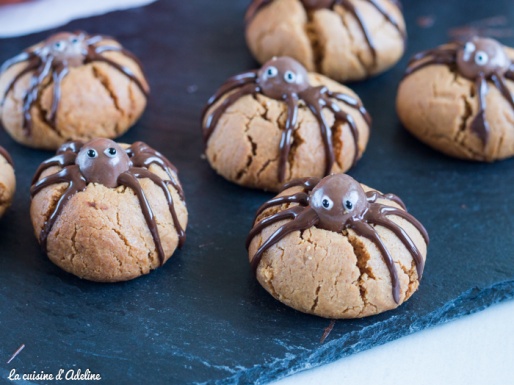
[210,281,514,385]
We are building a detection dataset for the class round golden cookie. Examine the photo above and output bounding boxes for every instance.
[30,139,187,282]
[0,146,15,218]
[245,0,406,82]
[247,174,428,318]
[397,37,514,161]
[0,31,149,150]
[202,57,371,192]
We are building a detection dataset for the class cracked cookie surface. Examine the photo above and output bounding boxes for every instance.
[0,147,15,218]
[397,47,514,161]
[30,142,187,282]
[246,0,406,82]
[0,36,148,150]
[247,182,427,319]
[204,72,370,192]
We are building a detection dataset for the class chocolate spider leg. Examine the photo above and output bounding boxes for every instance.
[367,0,405,39]
[48,63,70,126]
[0,51,33,73]
[282,177,321,192]
[30,165,87,251]
[326,90,372,126]
[505,65,514,81]
[278,93,299,182]
[255,191,310,218]
[57,141,84,154]
[203,83,261,142]
[128,167,186,251]
[348,219,401,304]
[86,34,113,45]
[368,205,426,279]
[302,91,336,176]
[21,57,54,135]
[1,57,41,105]
[339,0,378,64]
[32,151,78,184]
[408,43,461,64]
[93,44,146,73]
[491,71,514,109]
[404,54,456,77]
[321,95,360,166]
[248,206,319,271]
[469,73,490,145]
[366,190,406,210]
[85,48,149,96]
[201,71,259,119]
[378,205,429,244]
[117,171,167,265]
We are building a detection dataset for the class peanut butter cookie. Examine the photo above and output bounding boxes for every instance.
[397,37,514,161]
[0,31,149,150]
[247,173,428,318]
[30,139,187,282]
[0,146,15,218]
[202,57,371,192]
[246,0,406,82]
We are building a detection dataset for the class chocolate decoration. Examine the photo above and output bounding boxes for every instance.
[0,145,14,166]
[30,139,185,265]
[202,57,371,183]
[0,31,149,136]
[245,0,406,64]
[246,174,429,304]
[403,36,514,145]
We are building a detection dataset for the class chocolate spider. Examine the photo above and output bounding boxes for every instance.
[404,36,514,145]
[202,57,371,182]
[0,31,149,136]
[245,0,405,65]
[246,173,429,303]
[31,139,185,265]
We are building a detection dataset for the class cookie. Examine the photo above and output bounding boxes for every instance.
[397,37,514,161]
[202,57,371,192]
[30,139,187,282]
[0,146,15,218]
[0,31,149,150]
[246,173,428,318]
[245,0,406,82]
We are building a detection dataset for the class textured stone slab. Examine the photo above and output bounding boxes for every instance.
[0,1,513,384]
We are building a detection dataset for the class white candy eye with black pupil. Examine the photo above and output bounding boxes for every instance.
[321,196,333,210]
[70,37,79,44]
[475,51,489,66]
[54,41,65,51]
[87,149,97,158]
[344,200,353,211]
[284,71,296,83]
[266,66,278,78]
[105,148,117,158]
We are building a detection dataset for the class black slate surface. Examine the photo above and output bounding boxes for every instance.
[1,1,514,384]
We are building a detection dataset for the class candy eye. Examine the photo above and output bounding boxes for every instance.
[87,149,97,158]
[342,191,359,212]
[105,147,117,158]
[284,71,296,83]
[475,51,489,66]
[265,66,278,78]
[70,37,80,44]
[321,196,333,210]
[53,41,65,51]
[344,200,354,211]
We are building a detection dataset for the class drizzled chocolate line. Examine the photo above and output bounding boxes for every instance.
[246,174,429,304]
[0,31,149,136]
[0,145,14,166]
[403,37,514,145]
[245,0,405,64]
[202,57,371,183]
[30,139,185,264]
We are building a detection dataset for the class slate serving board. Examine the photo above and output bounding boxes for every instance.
[0,1,513,384]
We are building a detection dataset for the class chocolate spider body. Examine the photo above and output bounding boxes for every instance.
[31,139,185,265]
[202,57,371,182]
[404,37,514,145]
[246,174,429,303]
[245,0,405,65]
[0,31,149,136]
